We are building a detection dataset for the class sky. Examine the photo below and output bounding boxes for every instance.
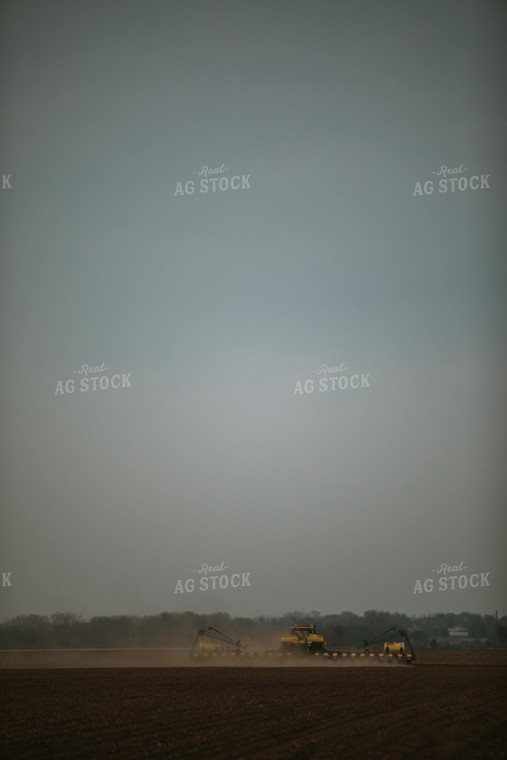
[0,0,506,621]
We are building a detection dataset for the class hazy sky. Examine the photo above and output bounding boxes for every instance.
[1,0,506,621]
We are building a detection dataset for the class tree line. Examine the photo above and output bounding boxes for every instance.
[0,609,504,650]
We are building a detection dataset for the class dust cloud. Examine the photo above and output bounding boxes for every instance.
[0,648,407,669]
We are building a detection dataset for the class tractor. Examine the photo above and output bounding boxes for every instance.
[280,624,327,655]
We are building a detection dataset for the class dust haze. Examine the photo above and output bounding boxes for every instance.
[0,648,410,669]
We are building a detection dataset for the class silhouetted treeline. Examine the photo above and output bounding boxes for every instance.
[0,609,504,650]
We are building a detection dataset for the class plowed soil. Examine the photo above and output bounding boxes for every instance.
[1,650,506,759]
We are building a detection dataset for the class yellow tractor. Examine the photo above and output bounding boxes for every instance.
[280,624,327,655]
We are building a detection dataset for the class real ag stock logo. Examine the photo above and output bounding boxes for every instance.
[413,163,490,197]
[174,163,252,196]
[54,362,132,396]
[174,561,252,595]
[1,571,12,588]
[413,561,491,595]
[294,362,372,396]
[1,138,13,190]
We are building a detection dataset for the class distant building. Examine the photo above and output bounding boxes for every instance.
[448,627,469,638]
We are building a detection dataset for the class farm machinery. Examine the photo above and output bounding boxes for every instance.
[280,625,327,655]
[190,623,415,664]
[358,626,416,661]
[190,627,246,658]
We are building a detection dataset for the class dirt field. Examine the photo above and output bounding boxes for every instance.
[1,650,506,759]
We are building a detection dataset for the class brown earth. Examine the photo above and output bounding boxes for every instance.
[1,650,506,759]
